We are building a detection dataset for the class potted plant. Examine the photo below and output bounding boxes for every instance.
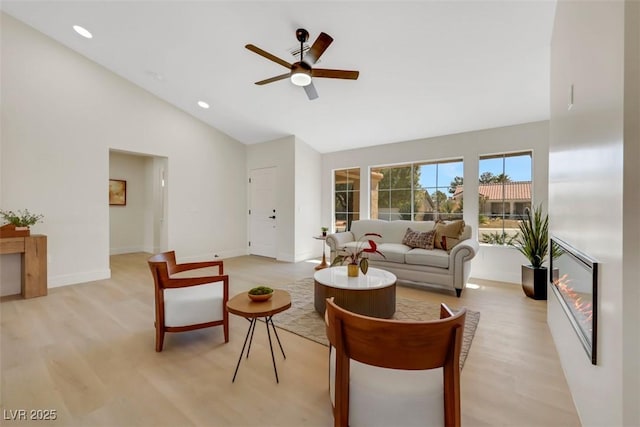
[330,233,385,276]
[510,204,550,300]
[0,209,44,238]
[321,226,329,237]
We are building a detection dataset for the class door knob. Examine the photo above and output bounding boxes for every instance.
[269,215,276,219]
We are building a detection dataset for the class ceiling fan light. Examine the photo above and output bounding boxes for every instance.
[291,71,312,87]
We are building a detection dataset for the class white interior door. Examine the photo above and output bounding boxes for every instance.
[249,167,277,258]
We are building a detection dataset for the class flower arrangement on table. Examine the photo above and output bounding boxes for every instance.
[330,232,385,275]
[0,209,44,227]
[0,209,44,238]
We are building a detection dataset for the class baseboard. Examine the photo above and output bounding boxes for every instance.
[277,252,296,263]
[110,246,146,255]
[179,248,247,263]
[293,250,315,263]
[48,269,111,288]
[472,270,521,284]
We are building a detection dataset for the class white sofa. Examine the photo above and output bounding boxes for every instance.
[325,219,479,297]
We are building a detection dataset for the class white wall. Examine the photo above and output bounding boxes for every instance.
[321,121,549,284]
[1,13,247,288]
[549,1,639,425]
[622,2,640,425]
[294,137,322,262]
[0,254,21,296]
[148,156,169,255]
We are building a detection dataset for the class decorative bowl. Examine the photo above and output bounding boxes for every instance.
[248,292,273,302]
[247,286,274,302]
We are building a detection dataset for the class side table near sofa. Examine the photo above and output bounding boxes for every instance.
[313,235,329,270]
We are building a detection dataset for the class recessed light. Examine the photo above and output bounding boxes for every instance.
[197,101,210,109]
[73,25,93,39]
[145,70,164,81]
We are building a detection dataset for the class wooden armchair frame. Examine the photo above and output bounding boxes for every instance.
[148,251,229,352]
[325,298,466,427]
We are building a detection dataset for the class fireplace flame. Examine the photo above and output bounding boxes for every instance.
[553,274,593,325]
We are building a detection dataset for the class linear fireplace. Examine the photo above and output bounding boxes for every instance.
[550,237,598,364]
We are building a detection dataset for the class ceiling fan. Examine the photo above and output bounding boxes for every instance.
[245,28,359,100]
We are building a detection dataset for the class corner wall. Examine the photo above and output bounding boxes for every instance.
[294,137,322,262]
[549,1,639,424]
[622,2,640,425]
[246,135,322,262]
[1,13,247,288]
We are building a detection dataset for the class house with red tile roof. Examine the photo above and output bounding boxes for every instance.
[453,181,531,218]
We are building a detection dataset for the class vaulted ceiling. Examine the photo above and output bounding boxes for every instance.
[1,1,557,153]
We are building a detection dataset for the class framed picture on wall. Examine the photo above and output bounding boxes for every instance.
[109,179,126,206]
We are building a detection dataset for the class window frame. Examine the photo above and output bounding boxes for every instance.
[478,150,533,246]
[333,167,361,232]
[370,158,464,222]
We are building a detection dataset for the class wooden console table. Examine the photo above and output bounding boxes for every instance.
[0,235,47,298]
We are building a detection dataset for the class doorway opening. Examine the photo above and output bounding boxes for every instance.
[109,150,168,256]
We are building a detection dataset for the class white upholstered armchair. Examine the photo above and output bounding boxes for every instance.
[147,251,229,352]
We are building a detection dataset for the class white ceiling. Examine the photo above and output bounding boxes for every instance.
[1,1,557,154]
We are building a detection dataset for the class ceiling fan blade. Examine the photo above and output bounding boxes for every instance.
[312,69,360,80]
[304,32,333,65]
[255,73,290,85]
[304,82,319,100]
[245,44,292,69]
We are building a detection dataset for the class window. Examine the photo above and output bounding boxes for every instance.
[478,151,532,245]
[334,168,360,232]
[371,159,463,221]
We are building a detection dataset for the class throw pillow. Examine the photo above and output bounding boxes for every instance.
[422,229,436,249]
[440,236,461,252]
[434,220,465,250]
[402,228,436,250]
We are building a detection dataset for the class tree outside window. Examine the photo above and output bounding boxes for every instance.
[334,168,360,232]
[371,159,463,221]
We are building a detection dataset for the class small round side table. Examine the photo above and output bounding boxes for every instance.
[313,235,329,270]
[226,289,291,383]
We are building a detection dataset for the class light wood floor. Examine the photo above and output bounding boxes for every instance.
[1,253,581,426]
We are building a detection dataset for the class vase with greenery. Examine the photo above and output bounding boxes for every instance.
[0,209,44,228]
[330,233,385,276]
[321,226,328,237]
[510,204,550,300]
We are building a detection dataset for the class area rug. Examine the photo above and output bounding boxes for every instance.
[270,277,480,368]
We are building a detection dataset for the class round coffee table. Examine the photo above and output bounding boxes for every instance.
[313,267,397,318]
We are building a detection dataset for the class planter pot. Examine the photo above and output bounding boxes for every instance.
[0,224,30,238]
[347,263,359,277]
[521,265,548,300]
